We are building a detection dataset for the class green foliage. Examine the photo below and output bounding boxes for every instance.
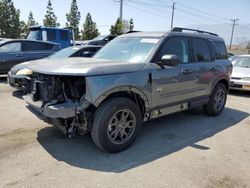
[43,0,59,27]
[0,0,22,38]
[28,11,38,26]
[129,18,134,31]
[66,0,81,40]
[82,13,99,40]
[21,12,38,38]
[110,18,123,35]
[110,18,135,35]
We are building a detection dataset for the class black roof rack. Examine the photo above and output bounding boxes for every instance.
[171,27,218,36]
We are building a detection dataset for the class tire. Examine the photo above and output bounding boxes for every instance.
[203,83,227,116]
[91,97,142,153]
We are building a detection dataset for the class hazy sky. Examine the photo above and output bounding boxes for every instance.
[12,0,250,34]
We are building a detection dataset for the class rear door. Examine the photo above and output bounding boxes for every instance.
[22,41,55,62]
[151,36,199,108]
[191,38,217,96]
[0,41,24,73]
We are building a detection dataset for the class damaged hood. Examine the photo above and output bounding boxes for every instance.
[25,58,146,76]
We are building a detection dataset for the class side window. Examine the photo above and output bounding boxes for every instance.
[60,30,69,41]
[23,42,54,51]
[192,38,211,62]
[157,37,190,63]
[0,42,21,52]
[47,29,56,41]
[80,48,95,57]
[214,41,227,59]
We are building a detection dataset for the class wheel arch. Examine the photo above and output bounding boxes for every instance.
[93,86,150,121]
[216,78,229,91]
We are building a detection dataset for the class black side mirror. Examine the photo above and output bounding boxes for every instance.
[159,55,180,66]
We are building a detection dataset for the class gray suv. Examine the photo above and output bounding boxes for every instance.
[23,27,232,152]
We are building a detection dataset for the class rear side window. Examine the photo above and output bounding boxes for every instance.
[60,30,69,41]
[192,38,211,62]
[23,42,54,51]
[47,29,56,41]
[157,37,190,64]
[213,41,227,59]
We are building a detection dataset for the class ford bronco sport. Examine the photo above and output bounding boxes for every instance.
[23,27,232,152]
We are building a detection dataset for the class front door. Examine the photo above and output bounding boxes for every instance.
[151,36,198,109]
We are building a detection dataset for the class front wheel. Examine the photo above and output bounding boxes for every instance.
[91,98,142,153]
[203,83,227,116]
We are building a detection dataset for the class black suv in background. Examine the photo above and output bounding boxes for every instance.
[86,35,117,46]
[0,40,61,74]
[23,27,232,152]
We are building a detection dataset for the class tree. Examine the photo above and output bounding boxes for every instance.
[129,18,134,31]
[28,12,38,26]
[110,18,135,35]
[82,13,99,40]
[110,18,123,35]
[21,12,38,37]
[66,0,81,40]
[43,0,59,27]
[0,0,22,38]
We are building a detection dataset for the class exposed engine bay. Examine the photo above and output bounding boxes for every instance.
[25,73,92,137]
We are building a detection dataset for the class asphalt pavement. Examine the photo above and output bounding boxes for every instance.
[0,78,250,188]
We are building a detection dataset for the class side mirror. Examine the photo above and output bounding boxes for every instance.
[159,55,180,66]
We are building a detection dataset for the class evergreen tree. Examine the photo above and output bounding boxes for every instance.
[21,12,38,37]
[28,12,38,26]
[43,0,59,27]
[129,18,134,31]
[82,13,99,40]
[66,0,81,40]
[110,18,123,35]
[0,0,22,38]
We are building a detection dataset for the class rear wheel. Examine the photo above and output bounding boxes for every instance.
[91,98,142,153]
[203,83,227,116]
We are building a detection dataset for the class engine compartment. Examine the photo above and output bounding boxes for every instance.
[27,73,86,104]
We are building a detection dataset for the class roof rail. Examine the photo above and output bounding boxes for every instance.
[171,27,218,36]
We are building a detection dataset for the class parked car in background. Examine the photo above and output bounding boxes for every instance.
[23,27,232,152]
[230,55,250,91]
[0,40,61,74]
[8,45,102,90]
[86,35,117,46]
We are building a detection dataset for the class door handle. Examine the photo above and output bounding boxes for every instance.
[15,54,23,57]
[183,69,193,75]
[210,67,217,72]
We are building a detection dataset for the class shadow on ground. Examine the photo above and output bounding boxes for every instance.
[0,77,7,84]
[36,107,249,173]
[229,90,250,98]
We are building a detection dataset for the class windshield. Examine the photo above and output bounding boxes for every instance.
[27,30,42,40]
[48,47,80,59]
[232,57,250,68]
[94,37,160,63]
[93,35,107,40]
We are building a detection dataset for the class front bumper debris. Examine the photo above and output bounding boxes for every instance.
[23,95,89,119]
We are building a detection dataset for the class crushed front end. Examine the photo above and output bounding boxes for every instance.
[24,73,92,137]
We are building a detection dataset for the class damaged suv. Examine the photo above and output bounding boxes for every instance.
[23,27,232,152]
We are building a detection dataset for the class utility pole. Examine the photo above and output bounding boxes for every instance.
[119,0,124,21]
[171,3,176,29]
[229,19,239,50]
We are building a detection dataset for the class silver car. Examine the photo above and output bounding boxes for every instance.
[230,55,250,91]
